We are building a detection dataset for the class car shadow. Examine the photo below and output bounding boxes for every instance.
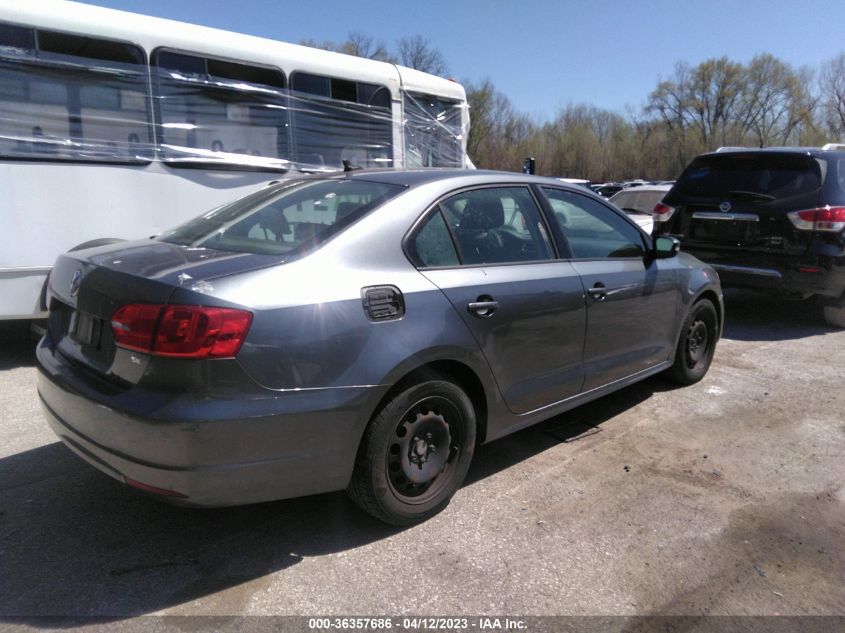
[0,321,39,370]
[720,289,837,342]
[0,440,401,621]
[0,375,672,622]
[466,374,671,485]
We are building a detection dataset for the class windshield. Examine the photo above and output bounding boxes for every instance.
[158,178,405,255]
[669,153,824,201]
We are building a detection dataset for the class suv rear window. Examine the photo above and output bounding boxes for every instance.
[668,153,824,201]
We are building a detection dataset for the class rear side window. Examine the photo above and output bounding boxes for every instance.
[669,154,823,201]
[438,187,553,265]
[411,211,459,267]
[159,179,404,255]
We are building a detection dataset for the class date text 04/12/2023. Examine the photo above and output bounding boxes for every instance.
[307,617,528,630]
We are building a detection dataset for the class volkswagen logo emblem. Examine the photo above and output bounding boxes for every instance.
[69,270,82,297]
[719,201,732,212]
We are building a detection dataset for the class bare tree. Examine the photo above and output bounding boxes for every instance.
[740,54,813,146]
[819,53,845,139]
[338,31,393,62]
[298,38,339,52]
[397,35,448,75]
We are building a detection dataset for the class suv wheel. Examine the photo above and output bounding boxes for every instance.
[822,295,845,328]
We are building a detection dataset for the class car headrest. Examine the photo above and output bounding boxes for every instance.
[461,197,504,230]
[258,207,290,238]
[335,201,360,221]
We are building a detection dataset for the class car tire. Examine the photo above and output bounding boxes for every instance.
[822,295,845,328]
[347,380,476,525]
[665,299,718,385]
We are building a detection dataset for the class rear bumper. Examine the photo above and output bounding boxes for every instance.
[675,247,845,298]
[710,262,844,297]
[36,339,384,507]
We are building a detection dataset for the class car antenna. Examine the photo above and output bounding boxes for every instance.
[342,160,362,172]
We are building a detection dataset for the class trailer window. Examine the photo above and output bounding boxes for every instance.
[0,22,151,162]
[153,49,289,170]
[404,92,464,168]
[290,71,393,169]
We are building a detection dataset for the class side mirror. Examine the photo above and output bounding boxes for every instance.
[654,236,680,258]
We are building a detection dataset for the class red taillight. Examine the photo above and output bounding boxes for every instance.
[787,206,845,232]
[155,305,252,358]
[110,303,252,358]
[111,303,161,352]
[653,202,676,222]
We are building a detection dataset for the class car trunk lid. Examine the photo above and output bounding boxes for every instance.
[46,239,280,378]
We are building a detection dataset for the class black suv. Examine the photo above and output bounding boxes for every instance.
[654,146,845,327]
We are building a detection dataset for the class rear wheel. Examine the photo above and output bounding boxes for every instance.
[348,380,476,525]
[665,299,718,385]
[822,294,845,328]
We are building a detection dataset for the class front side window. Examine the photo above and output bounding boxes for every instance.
[153,50,288,169]
[290,72,393,170]
[439,187,553,265]
[0,22,151,162]
[159,178,405,255]
[543,188,646,259]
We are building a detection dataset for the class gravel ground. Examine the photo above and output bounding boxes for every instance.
[0,290,842,624]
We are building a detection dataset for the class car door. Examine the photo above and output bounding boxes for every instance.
[540,187,681,391]
[407,185,587,415]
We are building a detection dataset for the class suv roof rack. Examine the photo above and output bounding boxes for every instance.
[715,146,754,152]
[821,143,845,151]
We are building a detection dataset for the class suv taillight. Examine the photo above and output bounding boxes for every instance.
[653,202,676,223]
[111,303,252,358]
[787,206,845,232]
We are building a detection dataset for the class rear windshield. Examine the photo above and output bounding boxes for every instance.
[158,178,405,255]
[610,189,668,215]
[668,153,824,202]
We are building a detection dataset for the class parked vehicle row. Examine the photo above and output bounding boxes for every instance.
[37,170,723,525]
[654,145,845,327]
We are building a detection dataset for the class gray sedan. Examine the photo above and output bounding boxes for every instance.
[37,170,723,524]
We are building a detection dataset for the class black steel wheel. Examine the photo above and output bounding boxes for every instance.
[348,380,476,525]
[666,299,719,385]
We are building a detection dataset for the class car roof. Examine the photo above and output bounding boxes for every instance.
[299,168,581,189]
[702,146,845,159]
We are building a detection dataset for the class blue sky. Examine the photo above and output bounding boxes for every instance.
[85,0,845,121]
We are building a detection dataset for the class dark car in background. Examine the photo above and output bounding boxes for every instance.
[37,170,722,525]
[654,146,845,327]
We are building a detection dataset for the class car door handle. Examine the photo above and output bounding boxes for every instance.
[467,299,499,317]
[587,283,607,301]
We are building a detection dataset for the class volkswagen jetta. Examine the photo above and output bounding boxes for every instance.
[38,170,723,524]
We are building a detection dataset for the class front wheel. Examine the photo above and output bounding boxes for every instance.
[665,299,719,385]
[347,380,476,525]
